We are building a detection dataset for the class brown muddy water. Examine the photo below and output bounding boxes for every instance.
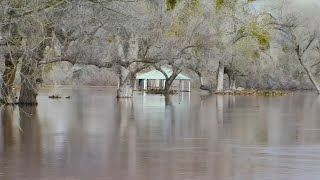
[1,87,320,180]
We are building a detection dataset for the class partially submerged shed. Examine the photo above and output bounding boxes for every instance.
[136,68,191,92]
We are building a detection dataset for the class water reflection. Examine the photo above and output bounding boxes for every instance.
[1,106,21,150]
[0,88,320,179]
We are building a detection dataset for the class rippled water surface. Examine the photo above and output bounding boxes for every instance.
[1,87,320,180]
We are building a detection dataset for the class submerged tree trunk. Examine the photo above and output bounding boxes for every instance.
[164,79,173,94]
[299,58,320,94]
[164,71,180,95]
[230,78,236,90]
[200,76,204,86]
[154,66,181,95]
[18,25,53,104]
[1,53,19,104]
[228,75,236,90]
[117,67,134,98]
[225,66,236,90]
[216,61,224,92]
[18,58,39,105]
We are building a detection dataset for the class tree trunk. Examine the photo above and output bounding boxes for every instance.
[1,53,19,104]
[230,79,236,90]
[164,79,173,94]
[216,61,224,92]
[18,25,53,104]
[117,67,134,98]
[164,95,172,105]
[200,76,204,86]
[164,72,179,95]
[299,58,320,94]
[18,58,39,105]
[229,75,236,90]
[225,66,236,90]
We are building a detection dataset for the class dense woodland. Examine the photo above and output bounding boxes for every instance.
[0,0,320,105]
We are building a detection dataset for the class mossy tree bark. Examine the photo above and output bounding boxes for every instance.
[117,64,148,98]
[0,9,23,104]
[117,67,134,98]
[18,58,40,105]
[114,33,150,98]
[1,52,21,104]
[18,25,53,104]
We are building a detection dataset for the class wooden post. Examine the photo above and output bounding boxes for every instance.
[182,80,185,92]
[144,79,147,90]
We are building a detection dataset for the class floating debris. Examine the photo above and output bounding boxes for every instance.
[145,89,178,94]
[215,89,294,96]
[48,95,62,99]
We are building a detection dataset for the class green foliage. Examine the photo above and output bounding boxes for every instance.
[238,26,246,36]
[8,35,23,46]
[178,0,201,23]
[44,63,54,73]
[166,0,200,11]
[238,40,260,60]
[192,47,202,56]
[215,0,224,10]
[282,44,289,52]
[47,0,65,6]
[190,0,201,7]
[238,22,270,50]
[165,23,185,37]
[166,0,201,37]
[167,0,178,11]
[249,22,270,49]
[106,36,113,43]
[216,0,255,11]
[11,0,26,8]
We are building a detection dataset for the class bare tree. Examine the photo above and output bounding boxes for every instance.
[0,0,145,103]
[271,6,320,93]
[0,0,69,104]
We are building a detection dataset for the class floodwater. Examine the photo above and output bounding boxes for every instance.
[1,87,320,180]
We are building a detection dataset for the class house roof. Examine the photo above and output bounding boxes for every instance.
[136,67,190,80]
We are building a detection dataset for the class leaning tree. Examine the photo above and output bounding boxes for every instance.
[270,7,320,93]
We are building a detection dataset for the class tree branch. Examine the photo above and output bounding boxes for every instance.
[311,61,320,69]
[39,56,113,68]
[154,66,169,79]
[301,34,316,56]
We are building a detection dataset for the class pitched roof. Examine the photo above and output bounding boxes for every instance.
[136,67,190,80]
